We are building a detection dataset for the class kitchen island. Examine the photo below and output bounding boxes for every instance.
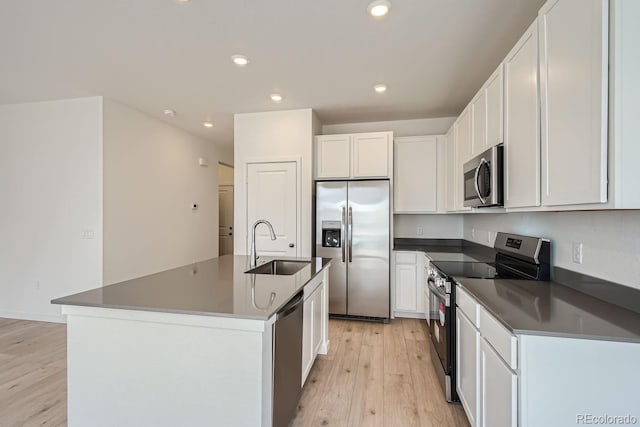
[52,255,331,427]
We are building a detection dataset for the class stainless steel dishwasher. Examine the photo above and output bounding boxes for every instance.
[272,291,303,427]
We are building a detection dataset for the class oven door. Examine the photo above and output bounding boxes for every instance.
[427,279,450,374]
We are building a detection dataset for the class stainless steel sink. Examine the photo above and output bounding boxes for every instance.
[246,260,310,275]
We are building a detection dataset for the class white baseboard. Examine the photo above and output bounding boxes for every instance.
[393,311,426,319]
[0,309,66,324]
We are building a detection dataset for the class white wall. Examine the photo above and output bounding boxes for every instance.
[0,97,103,322]
[464,211,640,289]
[322,117,456,137]
[103,99,224,284]
[233,109,316,257]
[394,214,464,239]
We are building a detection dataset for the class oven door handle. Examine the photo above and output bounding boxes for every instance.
[428,281,450,307]
[474,158,488,205]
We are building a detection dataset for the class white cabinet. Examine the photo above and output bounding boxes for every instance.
[471,64,504,159]
[539,0,608,206]
[504,21,541,209]
[485,65,504,149]
[445,125,457,212]
[316,135,350,179]
[471,91,487,158]
[393,251,426,317]
[481,338,517,427]
[394,136,438,213]
[456,309,480,426]
[315,132,392,179]
[456,108,472,212]
[302,272,329,385]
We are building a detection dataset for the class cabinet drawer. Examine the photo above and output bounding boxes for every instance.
[456,286,479,327]
[479,307,517,369]
[395,252,417,264]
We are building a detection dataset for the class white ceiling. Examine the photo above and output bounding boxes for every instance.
[0,0,545,145]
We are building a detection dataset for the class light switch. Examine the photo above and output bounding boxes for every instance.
[80,229,95,239]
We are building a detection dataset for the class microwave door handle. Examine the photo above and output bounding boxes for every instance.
[474,158,488,204]
[341,206,346,263]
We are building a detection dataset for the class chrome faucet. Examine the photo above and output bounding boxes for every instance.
[250,220,277,267]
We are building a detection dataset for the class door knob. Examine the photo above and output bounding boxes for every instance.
[289,243,295,248]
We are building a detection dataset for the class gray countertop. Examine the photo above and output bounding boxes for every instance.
[457,278,640,343]
[394,238,640,342]
[52,255,332,321]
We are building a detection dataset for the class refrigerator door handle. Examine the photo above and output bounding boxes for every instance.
[341,206,346,263]
[348,207,353,263]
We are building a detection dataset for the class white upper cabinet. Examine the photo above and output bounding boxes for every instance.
[456,108,472,212]
[471,64,504,159]
[504,21,541,209]
[394,136,438,213]
[351,132,392,178]
[539,0,608,206]
[315,132,392,180]
[445,125,457,212]
[485,65,504,148]
[315,135,350,179]
[471,90,487,158]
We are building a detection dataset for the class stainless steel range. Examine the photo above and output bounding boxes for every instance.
[425,232,551,402]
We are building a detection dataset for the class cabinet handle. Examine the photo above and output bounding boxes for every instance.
[289,243,295,248]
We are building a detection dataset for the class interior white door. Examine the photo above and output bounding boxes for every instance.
[246,162,297,257]
[218,185,234,255]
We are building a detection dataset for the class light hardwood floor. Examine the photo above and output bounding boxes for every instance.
[0,317,467,427]
[293,318,469,427]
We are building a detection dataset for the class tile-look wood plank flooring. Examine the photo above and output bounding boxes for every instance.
[0,317,468,427]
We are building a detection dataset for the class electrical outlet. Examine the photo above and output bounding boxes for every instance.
[572,243,583,264]
[416,226,424,236]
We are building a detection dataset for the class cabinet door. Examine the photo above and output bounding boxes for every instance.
[481,339,518,427]
[471,91,487,157]
[539,0,608,206]
[504,21,541,208]
[312,284,323,356]
[445,125,457,212]
[456,109,472,211]
[486,64,504,148]
[351,133,391,178]
[456,310,480,427]
[394,137,437,213]
[316,135,350,179]
[395,264,417,312]
[302,296,314,385]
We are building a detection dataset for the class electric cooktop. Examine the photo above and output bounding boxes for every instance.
[430,261,498,280]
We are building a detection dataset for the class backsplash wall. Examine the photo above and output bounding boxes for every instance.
[394,214,464,239]
[464,211,640,289]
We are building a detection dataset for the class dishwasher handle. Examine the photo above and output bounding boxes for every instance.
[276,291,304,320]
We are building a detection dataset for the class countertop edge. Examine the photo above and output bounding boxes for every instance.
[456,282,640,344]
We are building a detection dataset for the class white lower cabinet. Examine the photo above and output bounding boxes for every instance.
[393,251,426,317]
[481,338,517,427]
[302,273,329,386]
[456,309,480,427]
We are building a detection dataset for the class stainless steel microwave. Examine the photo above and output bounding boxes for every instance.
[463,145,503,208]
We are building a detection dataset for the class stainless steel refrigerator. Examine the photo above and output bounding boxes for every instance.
[315,180,390,319]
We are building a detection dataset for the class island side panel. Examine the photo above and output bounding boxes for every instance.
[65,307,270,427]
[519,334,640,427]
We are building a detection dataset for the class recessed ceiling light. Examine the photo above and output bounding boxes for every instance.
[374,84,387,93]
[163,109,176,117]
[231,54,249,66]
[270,93,283,102]
[203,121,213,128]
[175,0,190,3]
[368,0,391,17]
